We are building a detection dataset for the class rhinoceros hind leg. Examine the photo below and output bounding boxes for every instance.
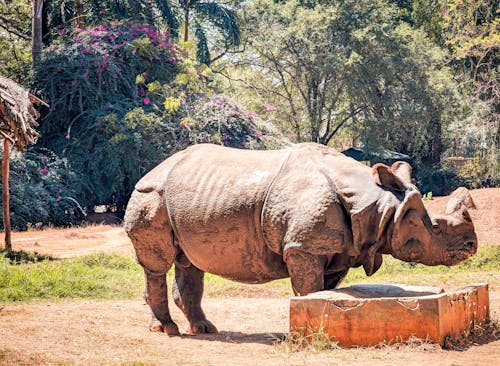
[172,251,218,334]
[125,189,179,336]
[142,269,180,336]
[284,248,326,296]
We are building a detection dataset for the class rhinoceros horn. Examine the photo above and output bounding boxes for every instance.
[445,187,476,215]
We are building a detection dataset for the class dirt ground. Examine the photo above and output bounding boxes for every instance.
[1,188,499,365]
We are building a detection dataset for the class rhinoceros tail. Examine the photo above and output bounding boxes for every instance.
[124,188,176,273]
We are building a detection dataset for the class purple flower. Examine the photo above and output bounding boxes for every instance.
[56,196,62,202]
[65,134,71,140]
[43,156,49,162]
[143,98,150,105]
[41,166,49,175]
[82,48,91,54]
[241,140,247,146]
[83,70,90,78]
[70,80,77,87]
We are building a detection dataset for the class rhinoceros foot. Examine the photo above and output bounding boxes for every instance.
[149,318,180,336]
[188,319,218,334]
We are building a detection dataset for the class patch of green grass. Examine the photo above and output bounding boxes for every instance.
[0,245,497,303]
[342,244,500,287]
[0,253,143,302]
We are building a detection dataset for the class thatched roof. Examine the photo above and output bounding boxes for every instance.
[0,75,47,150]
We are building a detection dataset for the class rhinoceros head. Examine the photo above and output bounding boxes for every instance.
[373,162,477,266]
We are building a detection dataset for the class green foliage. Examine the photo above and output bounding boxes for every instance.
[455,156,499,188]
[41,0,241,65]
[414,166,466,195]
[0,0,31,80]
[0,149,81,231]
[441,0,499,184]
[0,250,54,265]
[42,0,181,40]
[180,93,288,149]
[179,0,242,64]
[421,191,433,203]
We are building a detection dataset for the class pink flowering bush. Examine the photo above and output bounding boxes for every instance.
[30,22,287,215]
[30,22,184,211]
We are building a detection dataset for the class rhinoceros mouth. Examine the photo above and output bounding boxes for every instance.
[445,248,475,265]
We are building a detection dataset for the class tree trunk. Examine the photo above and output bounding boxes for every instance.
[32,0,44,66]
[2,138,11,252]
[183,7,189,42]
[74,0,85,29]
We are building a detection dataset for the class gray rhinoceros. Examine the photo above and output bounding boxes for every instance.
[124,143,477,336]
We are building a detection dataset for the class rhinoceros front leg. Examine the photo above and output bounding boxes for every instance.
[324,270,349,290]
[172,251,218,334]
[284,247,326,296]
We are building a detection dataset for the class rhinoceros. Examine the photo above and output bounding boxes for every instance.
[124,143,477,336]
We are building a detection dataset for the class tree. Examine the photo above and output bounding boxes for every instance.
[39,0,240,65]
[32,0,44,65]
[232,0,462,165]
[178,0,241,64]
[0,0,31,80]
[442,0,499,182]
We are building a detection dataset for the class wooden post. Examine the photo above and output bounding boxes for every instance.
[2,138,11,252]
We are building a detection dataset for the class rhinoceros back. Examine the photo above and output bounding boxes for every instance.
[163,144,290,283]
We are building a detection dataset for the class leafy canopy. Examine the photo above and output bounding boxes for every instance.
[233,0,463,166]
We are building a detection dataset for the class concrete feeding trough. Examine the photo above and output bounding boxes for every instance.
[289,283,489,347]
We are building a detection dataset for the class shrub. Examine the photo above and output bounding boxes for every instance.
[30,22,189,211]
[0,149,81,230]
[414,166,466,196]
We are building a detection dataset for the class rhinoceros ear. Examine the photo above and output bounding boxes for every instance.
[390,161,414,186]
[372,163,407,191]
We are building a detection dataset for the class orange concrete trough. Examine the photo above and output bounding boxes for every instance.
[289,283,489,347]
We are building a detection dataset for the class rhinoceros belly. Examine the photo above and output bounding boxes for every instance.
[165,145,289,283]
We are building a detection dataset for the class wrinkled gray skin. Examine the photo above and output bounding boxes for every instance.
[124,143,477,336]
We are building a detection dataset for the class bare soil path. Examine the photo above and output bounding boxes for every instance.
[0,297,498,366]
[1,188,499,365]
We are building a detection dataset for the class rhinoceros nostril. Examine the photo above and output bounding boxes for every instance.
[464,241,476,251]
